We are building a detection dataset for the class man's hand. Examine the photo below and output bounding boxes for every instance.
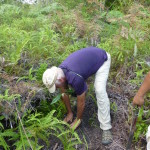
[133,93,144,106]
[70,118,81,130]
[63,113,73,123]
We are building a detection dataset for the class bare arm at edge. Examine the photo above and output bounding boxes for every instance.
[133,71,150,106]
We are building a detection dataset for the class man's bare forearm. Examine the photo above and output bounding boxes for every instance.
[60,87,72,114]
[61,93,72,114]
[77,92,85,119]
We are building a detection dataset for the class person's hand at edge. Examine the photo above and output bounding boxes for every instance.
[133,93,144,106]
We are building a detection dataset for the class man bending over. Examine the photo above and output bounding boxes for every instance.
[42,47,113,145]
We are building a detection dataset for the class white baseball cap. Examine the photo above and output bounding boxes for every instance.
[42,66,58,93]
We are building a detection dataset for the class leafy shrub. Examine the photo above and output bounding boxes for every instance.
[106,10,124,22]
[35,63,48,82]
[12,17,44,31]
[40,3,64,15]
[0,25,30,64]
[17,67,36,83]
[0,4,21,24]
[0,107,81,149]
[134,106,150,141]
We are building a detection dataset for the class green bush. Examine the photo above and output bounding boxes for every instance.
[0,4,21,24]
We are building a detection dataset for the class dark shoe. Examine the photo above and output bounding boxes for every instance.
[102,130,113,145]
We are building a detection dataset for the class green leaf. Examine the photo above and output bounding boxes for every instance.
[0,136,10,150]
[17,76,29,83]
[51,94,62,105]
[0,122,4,129]
[0,116,4,120]
[66,88,74,94]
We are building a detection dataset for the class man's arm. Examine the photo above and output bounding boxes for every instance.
[70,92,85,129]
[77,92,86,119]
[60,87,73,122]
[133,71,150,106]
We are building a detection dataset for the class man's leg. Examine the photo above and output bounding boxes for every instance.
[94,53,112,145]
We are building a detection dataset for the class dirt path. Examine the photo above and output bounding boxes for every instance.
[75,93,129,150]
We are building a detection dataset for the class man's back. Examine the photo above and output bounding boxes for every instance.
[59,47,107,79]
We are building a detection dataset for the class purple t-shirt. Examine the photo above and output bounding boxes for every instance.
[59,47,107,95]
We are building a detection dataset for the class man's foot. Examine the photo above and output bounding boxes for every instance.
[70,118,81,130]
[63,113,73,123]
[102,130,113,145]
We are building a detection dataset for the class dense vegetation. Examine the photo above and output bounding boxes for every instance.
[0,0,150,149]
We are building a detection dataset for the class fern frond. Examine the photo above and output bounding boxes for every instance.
[0,136,10,150]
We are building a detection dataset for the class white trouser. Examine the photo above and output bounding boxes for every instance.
[94,53,112,130]
[146,125,150,150]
